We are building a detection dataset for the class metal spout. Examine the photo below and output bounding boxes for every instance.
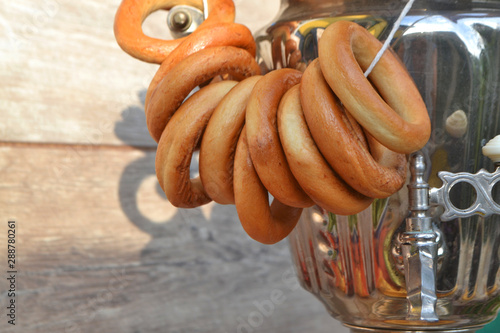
[401,153,439,322]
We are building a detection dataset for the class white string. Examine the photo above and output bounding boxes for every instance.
[203,0,209,19]
[364,0,416,77]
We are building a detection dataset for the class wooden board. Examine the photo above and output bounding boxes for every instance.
[0,0,279,147]
[0,145,345,332]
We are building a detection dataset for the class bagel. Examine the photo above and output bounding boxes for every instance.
[146,46,261,142]
[199,75,263,205]
[144,22,256,107]
[245,69,314,208]
[278,85,373,215]
[318,20,430,154]
[155,80,238,208]
[114,0,235,63]
[234,127,303,245]
[301,59,407,198]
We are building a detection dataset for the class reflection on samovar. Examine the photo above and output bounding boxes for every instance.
[255,0,500,331]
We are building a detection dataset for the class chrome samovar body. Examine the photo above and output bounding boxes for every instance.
[255,0,500,332]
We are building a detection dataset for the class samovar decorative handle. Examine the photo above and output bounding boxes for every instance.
[429,135,500,221]
[403,136,500,322]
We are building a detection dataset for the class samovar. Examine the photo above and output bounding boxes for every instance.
[254,0,500,332]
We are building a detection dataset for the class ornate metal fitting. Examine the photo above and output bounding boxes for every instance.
[429,168,500,221]
[167,6,204,39]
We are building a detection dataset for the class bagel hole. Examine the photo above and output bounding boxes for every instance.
[137,175,178,223]
[190,151,200,178]
[142,10,174,40]
[492,180,500,206]
[449,181,477,210]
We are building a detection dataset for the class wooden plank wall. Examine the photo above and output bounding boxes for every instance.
[0,0,348,332]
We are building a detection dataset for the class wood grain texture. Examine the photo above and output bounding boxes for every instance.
[0,0,279,147]
[0,146,345,332]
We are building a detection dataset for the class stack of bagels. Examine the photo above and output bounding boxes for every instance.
[114,0,431,244]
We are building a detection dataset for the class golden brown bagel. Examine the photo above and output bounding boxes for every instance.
[234,127,303,244]
[301,59,407,198]
[318,21,430,154]
[199,75,262,205]
[144,22,256,108]
[278,85,373,214]
[245,69,314,208]
[114,0,235,63]
[146,46,261,142]
[155,80,238,208]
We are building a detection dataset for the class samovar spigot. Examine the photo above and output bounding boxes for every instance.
[403,136,500,322]
[402,153,439,322]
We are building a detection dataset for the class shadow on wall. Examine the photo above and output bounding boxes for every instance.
[113,89,264,265]
[114,89,156,148]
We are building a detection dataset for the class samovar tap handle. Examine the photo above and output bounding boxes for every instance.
[429,135,500,221]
